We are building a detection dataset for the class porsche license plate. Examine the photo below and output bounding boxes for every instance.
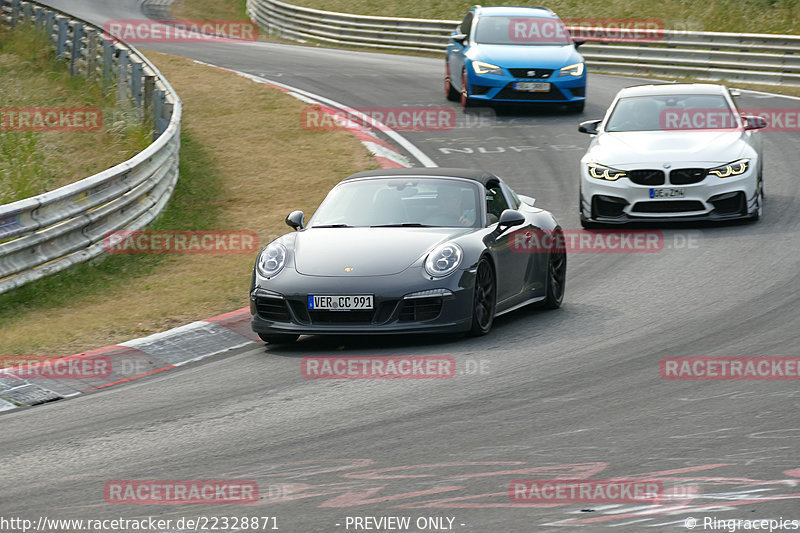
[308,295,374,310]
[514,82,550,92]
[650,188,685,198]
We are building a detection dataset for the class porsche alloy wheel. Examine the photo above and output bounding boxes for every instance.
[469,258,496,335]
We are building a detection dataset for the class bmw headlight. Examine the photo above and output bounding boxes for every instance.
[708,159,749,178]
[257,242,287,278]
[587,163,627,181]
[559,62,585,77]
[472,61,503,75]
[425,243,463,278]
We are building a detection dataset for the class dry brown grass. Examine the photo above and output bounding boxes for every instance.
[0,51,375,356]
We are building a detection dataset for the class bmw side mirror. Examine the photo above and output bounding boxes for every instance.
[578,119,601,134]
[497,209,525,231]
[285,210,305,230]
[743,115,767,130]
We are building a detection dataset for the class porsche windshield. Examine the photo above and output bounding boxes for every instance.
[474,16,572,46]
[309,178,482,228]
[604,94,739,132]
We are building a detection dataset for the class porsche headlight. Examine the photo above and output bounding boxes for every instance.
[257,242,287,278]
[708,159,749,178]
[559,62,585,77]
[425,243,463,278]
[472,61,503,75]
[587,163,627,181]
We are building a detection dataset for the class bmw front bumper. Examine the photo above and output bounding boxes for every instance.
[580,165,759,223]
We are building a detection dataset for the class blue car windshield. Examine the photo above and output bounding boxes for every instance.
[605,94,739,132]
[309,178,482,228]
[474,16,572,46]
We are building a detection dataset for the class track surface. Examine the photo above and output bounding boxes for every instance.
[3,2,800,531]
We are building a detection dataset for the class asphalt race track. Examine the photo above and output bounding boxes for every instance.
[2,1,800,531]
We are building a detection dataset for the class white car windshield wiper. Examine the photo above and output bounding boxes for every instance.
[312,223,351,228]
[370,223,432,227]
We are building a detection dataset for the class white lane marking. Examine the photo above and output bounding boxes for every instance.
[191,60,438,168]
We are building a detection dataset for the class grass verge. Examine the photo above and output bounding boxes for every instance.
[0,51,376,356]
[170,0,248,20]
[0,24,152,204]
[285,0,800,34]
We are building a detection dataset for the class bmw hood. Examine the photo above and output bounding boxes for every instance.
[585,131,750,167]
[293,228,467,277]
[470,44,581,70]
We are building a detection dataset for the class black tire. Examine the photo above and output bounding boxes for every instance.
[749,177,763,222]
[258,333,299,344]
[445,63,459,102]
[468,258,496,336]
[460,69,472,109]
[542,238,567,309]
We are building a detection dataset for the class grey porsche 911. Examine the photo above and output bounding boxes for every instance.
[250,168,566,343]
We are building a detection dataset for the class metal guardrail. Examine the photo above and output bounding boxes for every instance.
[0,0,182,295]
[247,0,800,87]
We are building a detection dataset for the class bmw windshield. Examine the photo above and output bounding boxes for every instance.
[605,94,740,132]
[474,16,572,45]
[309,178,482,228]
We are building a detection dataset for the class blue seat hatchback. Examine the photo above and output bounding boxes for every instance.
[445,6,587,112]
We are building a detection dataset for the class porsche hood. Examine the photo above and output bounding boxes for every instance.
[292,228,468,277]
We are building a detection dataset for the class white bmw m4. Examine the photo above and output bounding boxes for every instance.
[578,83,766,226]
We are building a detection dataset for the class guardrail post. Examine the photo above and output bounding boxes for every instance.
[102,38,113,95]
[70,21,83,75]
[85,28,98,79]
[153,89,165,136]
[55,16,68,58]
[34,6,44,30]
[22,2,31,21]
[117,48,129,105]
[144,74,155,127]
[131,60,144,118]
[44,10,54,41]
[10,0,20,26]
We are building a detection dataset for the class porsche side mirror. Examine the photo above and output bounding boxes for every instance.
[497,209,525,231]
[578,119,601,134]
[285,210,305,230]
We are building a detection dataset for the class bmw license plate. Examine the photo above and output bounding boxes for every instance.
[308,295,374,310]
[514,82,550,92]
[650,188,685,199]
